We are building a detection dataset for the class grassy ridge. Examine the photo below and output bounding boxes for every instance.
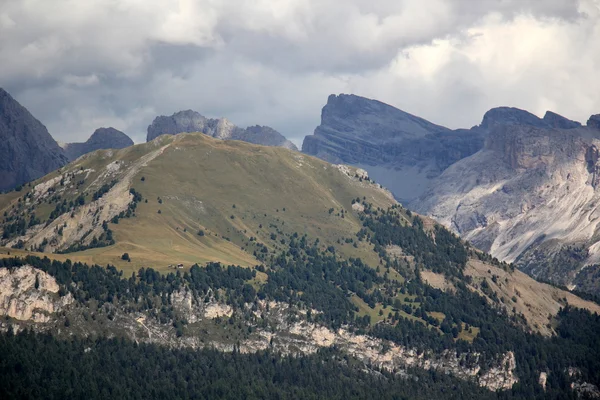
[0,133,394,272]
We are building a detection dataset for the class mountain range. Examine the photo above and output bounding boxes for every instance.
[302,94,486,202]
[146,109,298,150]
[0,88,298,194]
[3,87,600,397]
[4,86,600,295]
[2,132,600,398]
[303,94,600,294]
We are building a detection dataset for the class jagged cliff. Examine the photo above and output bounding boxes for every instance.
[62,127,134,161]
[415,115,600,292]
[0,88,67,191]
[146,110,297,150]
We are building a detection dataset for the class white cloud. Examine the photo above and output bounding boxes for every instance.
[0,0,597,143]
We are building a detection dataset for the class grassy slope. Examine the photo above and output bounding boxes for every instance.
[0,133,394,273]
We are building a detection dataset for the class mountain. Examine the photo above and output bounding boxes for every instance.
[1,132,600,398]
[415,112,600,293]
[301,94,600,294]
[147,110,297,150]
[0,88,67,192]
[62,127,134,161]
[0,132,391,269]
[302,94,486,202]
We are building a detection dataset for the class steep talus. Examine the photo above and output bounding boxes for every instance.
[0,88,67,191]
[147,110,297,150]
[62,127,134,161]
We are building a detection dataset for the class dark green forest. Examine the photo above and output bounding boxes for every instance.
[0,331,496,400]
[1,203,600,398]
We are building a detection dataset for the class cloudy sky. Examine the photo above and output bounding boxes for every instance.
[1,0,599,145]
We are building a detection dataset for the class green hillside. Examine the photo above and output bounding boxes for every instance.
[4,133,600,398]
[0,133,394,272]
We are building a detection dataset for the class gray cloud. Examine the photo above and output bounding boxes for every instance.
[0,0,597,145]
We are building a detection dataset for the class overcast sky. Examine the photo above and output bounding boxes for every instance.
[1,0,599,146]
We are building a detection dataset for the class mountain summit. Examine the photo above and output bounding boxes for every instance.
[147,110,297,150]
[62,127,134,161]
[0,88,67,192]
[302,94,484,201]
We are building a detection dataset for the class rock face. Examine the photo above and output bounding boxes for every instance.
[62,127,134,161]
[588,114,600,130]
[146,110,297,150]
[543,111,581,129]
[0,266,72,322]
[415,118,600,293]
[303,94,600,293]
[302,94,486,201]
[0,88,67,191]
[480,107,550,129]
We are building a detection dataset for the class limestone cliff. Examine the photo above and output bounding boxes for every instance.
[415,119,600,293]
[0,265,72,322]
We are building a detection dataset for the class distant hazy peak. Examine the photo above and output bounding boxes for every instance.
[87,127,133,145]
[320,93,449,140]
[146,110,297,150]
[480,107,549,129]
[542,111,581,129]
[62,127,133,161]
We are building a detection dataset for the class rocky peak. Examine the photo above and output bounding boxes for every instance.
[239,125,298,150]
[480,107,548,129]
[63,127,134,161]
[87,127,133,147]
[146,110,297,150]
[302,93,480,201]
[0,88,68,191]
[318,94,449,142]
[146,110,208,141]
[587,114,600,130]
[543,111,581,129]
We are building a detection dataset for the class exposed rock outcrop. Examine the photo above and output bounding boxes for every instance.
[62,127,134,161]
[0,266,72,322]
[480,107,550,129]
[0,88,67,191]
[88,292,522,391]
[588,114,600,130]
[146,110,297,150]
[7,142,171,253]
